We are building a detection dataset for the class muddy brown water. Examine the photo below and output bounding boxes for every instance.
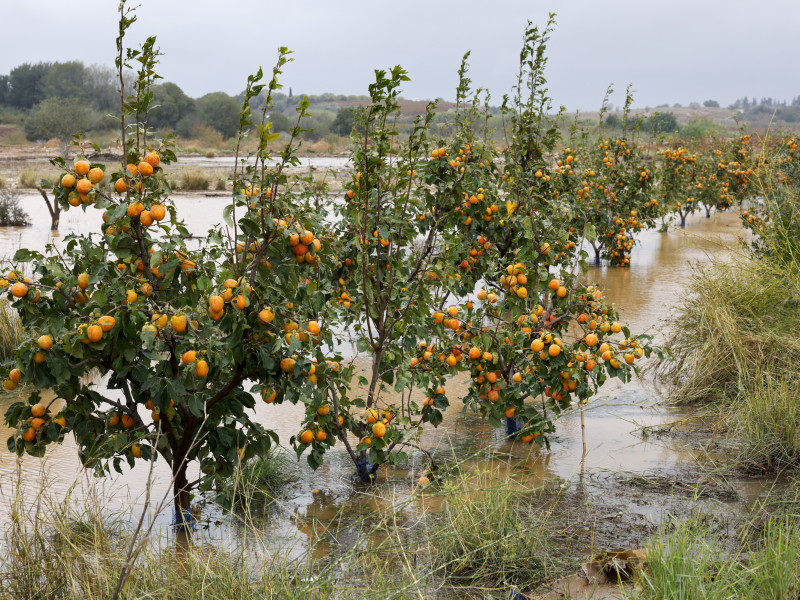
[0,194,763,556]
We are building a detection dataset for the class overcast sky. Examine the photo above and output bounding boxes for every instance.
[1,1,797,111]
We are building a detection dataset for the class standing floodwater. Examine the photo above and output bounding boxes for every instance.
[0,206,750,550]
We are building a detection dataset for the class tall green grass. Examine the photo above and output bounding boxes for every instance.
[640,516,800,600]
[0,297,24,362]
[0,455,572,599]
[217,448,297,512]
[658,151,800,472]
[429,475,560,591]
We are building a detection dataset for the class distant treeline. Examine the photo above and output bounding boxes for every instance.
[1,60,798,145]
[0,60,376,143]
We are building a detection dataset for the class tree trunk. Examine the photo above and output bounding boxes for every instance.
[172,457,192,527]
[36,187,60,232]
[354,450,378,482]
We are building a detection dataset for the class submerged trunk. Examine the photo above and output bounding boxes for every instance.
[172,455,193,529]
[355,453,379,482]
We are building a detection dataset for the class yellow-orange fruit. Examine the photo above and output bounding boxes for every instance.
[76,178,92,195]
[150,204,166,221]
[88,167,104,183]
[87,325,103,343]
[73,160,90,176]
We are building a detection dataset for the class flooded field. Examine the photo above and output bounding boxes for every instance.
[0,193,767,561]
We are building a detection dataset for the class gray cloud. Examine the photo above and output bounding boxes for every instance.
[2,0,797,110]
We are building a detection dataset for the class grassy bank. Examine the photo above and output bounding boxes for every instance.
[658,151,800,472]
[641,512,800,599]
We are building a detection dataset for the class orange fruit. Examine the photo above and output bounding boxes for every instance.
[316,405,330,416]
[73,160,90,176]
[258,308,274,324]
[114,178,127,193]
[3,379,17,391]
[181,350,197,364]
[195,360,209,377]
[557,286,567,298]
[144,152,160,167]
[109,413,120,427]
[87,325,103,343]
[127,201,144,218]
[125,289,138,304]
[372,421,386,438]
[150,204,166,221]
[505,408,516,418]
[292,243,308,257]
[299,430,314,444]
[531,339,544,352]
[9,368,21,383]
[611,322,622,333]
[365,408,379,424]
[549,344,562,357]
[315,430,327,442]
[22,428,36,442]
[417,476,430,487]
[98,316,116,332]
[61,173,76,188]
[88,167,104,183]
[140,210,153,226]
[209,295,224,312]
[585,333,598,347]
[468,347,481,360]
[37,335,53,350]
[121,414,135,428]
[137,161,154,176]
[76,179,92,195]
[77,273,89,289]
[280,357,296,373]
[131,444,142,458]
[53,416,66,428]
[261,389,277,403]
[548,279,560,290]
[33,352,45,364]
[170,315,187,332]
[306,320,320,335]
[10,282,28,298]
[300,230,314,245]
